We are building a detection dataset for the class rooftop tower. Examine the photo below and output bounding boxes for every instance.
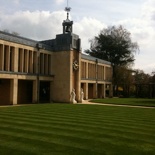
[62,0,73,34]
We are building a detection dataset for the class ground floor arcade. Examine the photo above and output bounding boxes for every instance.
[0,74,53,105]
[81,81,113,100]
[0,75,113,105]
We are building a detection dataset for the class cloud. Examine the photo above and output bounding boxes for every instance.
[112,0,155,73]
[13,0,20,5]
[0,10,106,51]
[0,10,66,40]
[74,17,106,50]
[55,0,65,5]
[0,0,155,73]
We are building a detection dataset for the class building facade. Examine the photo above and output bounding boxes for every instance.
[0,12,112,105]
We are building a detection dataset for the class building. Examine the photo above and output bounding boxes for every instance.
[0,8,112,105]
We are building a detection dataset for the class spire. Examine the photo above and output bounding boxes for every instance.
[62,0,73,34]
[65,0,71,20]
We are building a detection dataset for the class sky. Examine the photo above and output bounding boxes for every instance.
[0,0,155,74]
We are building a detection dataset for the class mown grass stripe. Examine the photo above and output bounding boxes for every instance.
[0,122,155,146]
[0,108,154,129]
[0,129,106,154]
[0,126,154,155]
[0,116,155,142]
[0,112,155,137]
[0,104,155,155]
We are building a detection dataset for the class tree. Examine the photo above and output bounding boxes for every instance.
[85,25,139,67]
[114,66,135,97]
[85,25,139,96]
[134,70,151,98]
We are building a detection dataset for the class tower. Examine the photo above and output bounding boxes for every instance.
[62,0,73,34]
[50,0,81,103]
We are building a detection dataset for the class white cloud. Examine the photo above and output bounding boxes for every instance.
[55,0,65,5]
[0,10,106,51]
[0,0,155,74]
[0,10,66,40]
[13,0,20,5]
[74,17,107,50]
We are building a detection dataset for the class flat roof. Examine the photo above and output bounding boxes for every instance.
[81,54,111,65]
[0,31,52,51]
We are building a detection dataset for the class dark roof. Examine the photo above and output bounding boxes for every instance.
[0,31,111,65]
[81,54,111,65]
[0,31,52,51]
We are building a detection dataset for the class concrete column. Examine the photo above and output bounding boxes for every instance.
[76,51,81,103]
[14,47,19,72]
[102,84,106,98]
[5,46,10,71]
[48,55,51,75]
[84,83,88,100]
[10,47,15,72]
[109,84,113,97]
[93,83,97,98]
[33,51,38,74]
[0,44,4,70]
[40,53,44,74]
[29,50,33,73]
[10,78,18,105]
[32,80,38,103]
[24,49,29,73]
[86,62,88,79]
[50,81,53,102]
[19,48,24,72]
[45,54,48,75]
[104,66,106,80]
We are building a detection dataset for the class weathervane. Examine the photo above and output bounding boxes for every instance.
[62,0,73,34]
[65,0,71,20]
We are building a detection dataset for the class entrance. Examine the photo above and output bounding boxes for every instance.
[39,81,50,103]
[0,79,11,105]
[88,83,94,99]
[18,80,33,104]
[98,84,103,98]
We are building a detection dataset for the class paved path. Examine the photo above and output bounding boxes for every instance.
[81,100,155,109]
[0,101,155,109]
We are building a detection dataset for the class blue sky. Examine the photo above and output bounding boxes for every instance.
[0,0,155,74]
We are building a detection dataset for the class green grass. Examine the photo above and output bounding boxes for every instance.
[0,104,155,155]
[90,98,155,107]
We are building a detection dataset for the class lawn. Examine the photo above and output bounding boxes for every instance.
[0,104,155,155]
[90,98,155,107]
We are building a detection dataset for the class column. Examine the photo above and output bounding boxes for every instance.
[10,47,15,72]
[84,83,88,100]
[5,45,10,71]
[24,49,29,73]
[44,54,48,74]
[76,51,81,103]
[32,80,38,103]
[50,81,53,102]
[0,44,4,70]
[102,84,106,98]
[109,84,113,97]
[40,53,44,74]
[93,83,97,98]
[33,51,37,74]
[19,48,24,72]
[14,47,19,72]
[48,55,51,75]
[29,50,33,73]
[104,66,106,80]
[86,62,88,79]
[10,79,18,105]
